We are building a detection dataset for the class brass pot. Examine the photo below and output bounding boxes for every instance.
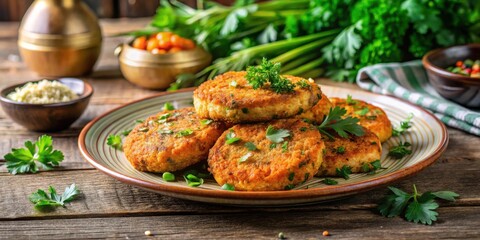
[116,43,212,90]
[18,0,102,77]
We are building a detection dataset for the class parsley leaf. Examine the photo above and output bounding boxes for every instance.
[4,135,64,174]
[378,184,459,225]
[362,160,384,175]
[225,130,241,144]
[336,165,352,179]
[246,58,294,93]
[163,102,175,111]
[317,106,365,138]
[200,119,213,126]
[322,178,338,185]
[346,94,357,105]
[355,107,369,116]
[177,129,194,137]
[239,152,253,163]
[392,113,414,136]
[29,184,79,211]
[107,135,123,150]
[244,142,257,151]
[388,142,412,159]
[266,125,291,143]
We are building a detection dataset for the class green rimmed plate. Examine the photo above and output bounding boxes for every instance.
[78,86,448,206]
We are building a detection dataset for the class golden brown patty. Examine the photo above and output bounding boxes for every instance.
[124,107,227,173]
[330,98,392,142]
[208,119,325,191]
[194,71,322,123]
[297,93,333,123]
[316,128,382,176]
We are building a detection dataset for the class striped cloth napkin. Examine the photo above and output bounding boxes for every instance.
[356,60,480,136]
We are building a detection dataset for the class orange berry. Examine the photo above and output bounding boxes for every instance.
[169,47,182,53]
[132,36,147,50]
[151,48,167,54]
[322,231,329,236]
[146,38,158,51]
[183,39,195,50]
[156,32,173,42]
[157,39,172,50]
[170,34,184,48]
[456,61,463,67]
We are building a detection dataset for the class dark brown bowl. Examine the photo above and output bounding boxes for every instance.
[0,78,93,132]
[422,44,480,108]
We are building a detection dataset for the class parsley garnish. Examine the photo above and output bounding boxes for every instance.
[239,152,253,163]
[336,146,345,154]
[378,184,459,225]
[177,129,193,137]
[200,119,213,125]
[388,142,412,159]
[29,184,79,211]
[336,165,352,179]
[157,113,171,123]
[266,125,291,143]
[225,130,241,144]
[246,58,294,93]
[355,107,369,116]
[362,159,384,175]
[183,173,204,187]
[317,107,365,139]
[296,79,311,89]
[322,178,338,185]
[135,119,144,123]
[244,142,257,151]
[346,95,357,105]
[221,183,235,191]
[107,134,123,150]
[121,129,132,136]
[282,141,289,152]
[163,102,175,111]
[4,135,64,174]
[392,113,414,136]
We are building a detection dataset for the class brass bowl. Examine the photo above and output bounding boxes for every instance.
[0,78,93,132]
[18,0,102,77]
[116,43,212,90]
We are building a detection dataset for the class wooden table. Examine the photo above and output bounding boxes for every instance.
[0,19,479,239]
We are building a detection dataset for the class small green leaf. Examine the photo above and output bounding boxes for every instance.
[176,129,194,137]
[200,119,213,126]
[226,130,241,144]
[336,165,352,180]
[244,142,257,151]
[221,183,235,191]
[322,178,338,185]
[163,102,175,111]
[266,125,291,143]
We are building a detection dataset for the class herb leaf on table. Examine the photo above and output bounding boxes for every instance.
[29,184,80,211]
[4,135,64,175]
[378,184,459,225]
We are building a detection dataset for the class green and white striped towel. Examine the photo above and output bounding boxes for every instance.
[356,60,480,136]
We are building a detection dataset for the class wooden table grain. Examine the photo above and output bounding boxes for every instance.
[0,18,479,240]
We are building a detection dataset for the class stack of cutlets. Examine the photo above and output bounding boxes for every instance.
[124,71,392,191]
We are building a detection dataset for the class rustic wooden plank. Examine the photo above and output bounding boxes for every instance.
[0,206,478,239]
[0,156,478,219]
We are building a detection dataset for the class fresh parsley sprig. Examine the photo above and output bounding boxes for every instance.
[107,135,123,150]
[29,184,80,211]
[4,135,64,175]
[317,106,365,139]
[246,58,294,94]
[388,142,412,159]
[378,184,459,225]
[392,113,414,136]
[266,125,291,143]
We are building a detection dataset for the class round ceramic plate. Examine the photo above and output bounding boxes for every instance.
[79,86,448,206]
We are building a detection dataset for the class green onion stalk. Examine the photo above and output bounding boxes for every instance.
[168,29,339,90]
